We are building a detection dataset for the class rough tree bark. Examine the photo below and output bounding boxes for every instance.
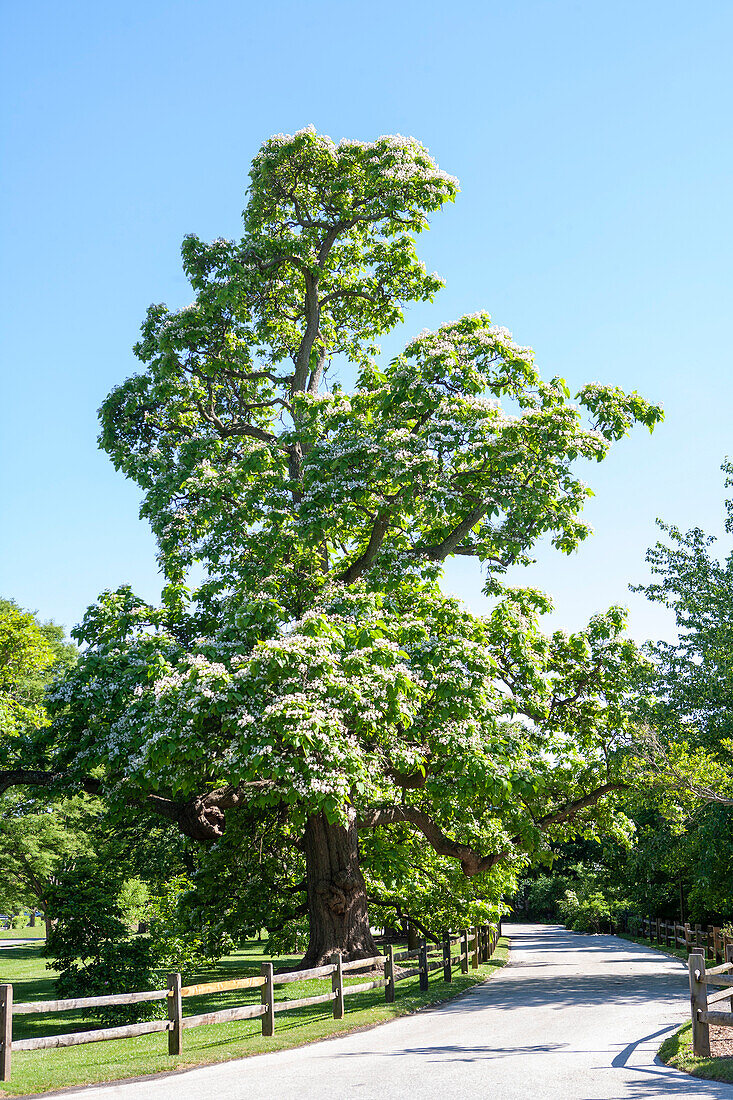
[301,807,378,967]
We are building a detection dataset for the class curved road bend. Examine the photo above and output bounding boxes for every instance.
[47,923,733,1100]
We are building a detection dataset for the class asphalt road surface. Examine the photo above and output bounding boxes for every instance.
[46,923,733,1099]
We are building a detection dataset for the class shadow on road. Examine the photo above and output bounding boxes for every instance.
[334,1042,569,1062]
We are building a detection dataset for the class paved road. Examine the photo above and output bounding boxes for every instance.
[47,923,733,1099]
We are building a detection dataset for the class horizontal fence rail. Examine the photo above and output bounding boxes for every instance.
[617,914,733,962]
[0,921,502,1081]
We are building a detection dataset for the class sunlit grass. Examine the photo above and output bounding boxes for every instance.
[659,1021,733,1084]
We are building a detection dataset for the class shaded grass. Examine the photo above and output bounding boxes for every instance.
[659,1021,733,1084]
[0,937,509,1096]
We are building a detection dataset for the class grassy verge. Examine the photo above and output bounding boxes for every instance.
[0,937,509,1096]
[659,1022,733,1084]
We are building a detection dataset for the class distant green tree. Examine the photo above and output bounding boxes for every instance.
[0,791,98,938]
[0,598,76,757]
[0,600,80,934]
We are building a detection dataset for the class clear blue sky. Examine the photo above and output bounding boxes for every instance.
[2,0,732,643]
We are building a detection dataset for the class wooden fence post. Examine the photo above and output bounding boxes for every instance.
[442,931,451,982]
[331,953,345,1019]
[261,962,274,1036]
[418,939,429,991]
[689,952,710,1057]
[0,984,12,1082]
[461,930,469,974]
[385,945,395,1003]
[471,927,479,969]
[167,972,182,1056]
[725,944,733,1013]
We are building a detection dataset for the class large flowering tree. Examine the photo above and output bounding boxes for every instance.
[2,130,662,963]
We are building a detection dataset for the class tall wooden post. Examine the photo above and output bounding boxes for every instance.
[0,984,12,1082]
[471,927,479,969]
[385,945,395,1003]
[461,930,469,974]
[689,952,710,1057]
[167,972,182,1056]
[261,962,275,1036]
[418,938,429,991]
[331,953,345,1019]
[442,931,452,982]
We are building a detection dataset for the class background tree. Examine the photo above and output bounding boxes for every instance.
[518,464,733,929]
[0,600,79,933]
[0,597,76,758]
[0,791,98,938]
[3,130,662,963]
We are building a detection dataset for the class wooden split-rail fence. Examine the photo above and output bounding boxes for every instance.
[623,915,733,961]
[0,922,501,1082]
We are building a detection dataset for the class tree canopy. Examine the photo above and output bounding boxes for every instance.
[2,129,663,962]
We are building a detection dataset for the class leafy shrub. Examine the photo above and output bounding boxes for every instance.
[47,862,227,1023]
[559,888,612,933]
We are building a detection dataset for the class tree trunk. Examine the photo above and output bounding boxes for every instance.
[301,807,378,967]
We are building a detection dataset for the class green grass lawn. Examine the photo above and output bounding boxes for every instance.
[659,1021,733,1084]
[0,936,509,1096]
[0,923,45,941]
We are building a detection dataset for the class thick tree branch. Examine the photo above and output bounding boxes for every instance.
[0,771,275,842]
[412,502,490,562]
[338,511,391,584]
[359,782,626,876]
